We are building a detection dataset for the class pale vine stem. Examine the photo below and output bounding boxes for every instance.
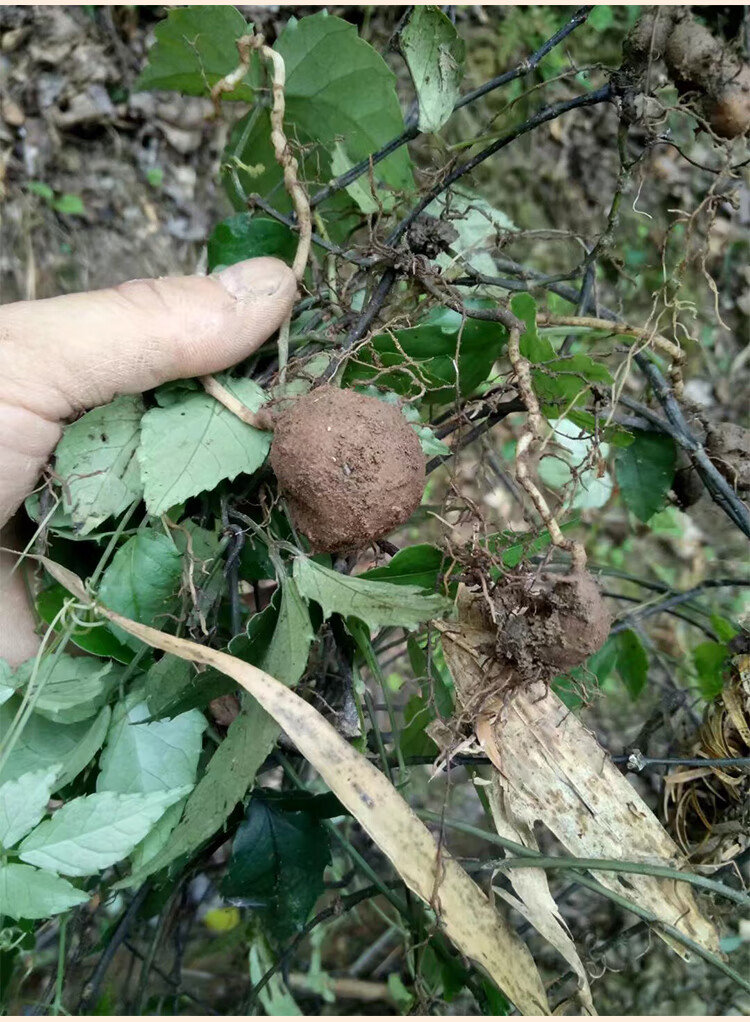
[200,32,313,421]
[537,313,685,396]
[506,311,587,571]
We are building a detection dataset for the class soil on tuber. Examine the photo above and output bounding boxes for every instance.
[623,8,750,138]
[489,569,612,685]
[270,386,425,553]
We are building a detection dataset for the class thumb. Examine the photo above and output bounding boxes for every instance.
[0,256,296,526]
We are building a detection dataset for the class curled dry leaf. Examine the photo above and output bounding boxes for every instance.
[435,587,721,964]
[485,780,596,1015]
[41,558,549,1016]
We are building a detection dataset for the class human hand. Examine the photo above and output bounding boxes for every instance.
[0,256,297,665]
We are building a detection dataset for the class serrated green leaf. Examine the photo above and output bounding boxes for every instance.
[138,377,271,516]
[97,700,206,795]
[0,863,88,920]
[18,787,190,876]
[0,766,59,849]
[130,799,186,874]
[54,395,144,534]
[293,556,451,631]
[135,5,255,98]
[249,932,303,1015]
[207,214,297,272]
[401,6,465,134]
[615,430,677,522]
[146,655,235,721]
[614,629,649,699]
[513,293,554,361]
[116,696,280,888]
[225,12,413,214]
[693,641,728,700]
[98,531,183,650]
[0,699,110,790]
[222,796,330,941]
[249,581,313,688]
[344,306,508,403]
[14,655,116,724]
[532,354,614,407]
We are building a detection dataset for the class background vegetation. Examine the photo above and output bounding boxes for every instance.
[0,4,748,1015]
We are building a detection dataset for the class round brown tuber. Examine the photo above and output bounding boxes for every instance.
[705,421,750,495]
[270,386,426,553]
[706,67,750,138]
[663,14,750,138]
[493,569,612,681]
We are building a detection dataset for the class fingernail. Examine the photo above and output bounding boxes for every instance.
[215,257,295,302]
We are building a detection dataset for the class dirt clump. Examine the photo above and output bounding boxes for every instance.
[491,569,611,683]
[705,421,750,495]
[270,386,425,553]
[622,9,750,138]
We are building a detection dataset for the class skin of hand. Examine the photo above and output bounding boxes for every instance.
[0,256,297,666]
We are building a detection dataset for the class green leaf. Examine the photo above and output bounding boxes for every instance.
[398,693,439,758]
[225,12,413,214]
[0,864,88,920]
[14,655,116,724]
[0,699,110,790]
[257,581,314,687]
[98,531,183,650]
[538,418,614,512]
[130,800,186,874]
[135,5,254,98]
[27,180,54,201]
[18,787,190,877]
[693,641,728,700]
[52,193,85,216]
[356,386,452,457]
[710,614,738,643]
[615,430,677,522]
[36,586,135,663]
[401,6,465,134]
[428,185,516,276]
[361,544,446,590]
[484,520,580,573]
[564,409,634,448]
[344,306,508,403]
[407,633,454,718]
[54,395,143,534]
[0,660,14,707]
[138,377,271,516]
[146,656,235,721]
[97,700,206,795]
[0,766,59,849]
[116,696,280,887]
[293,556,451,631]
[554,635,618,709]
[222,796,331,942]
[207,214,297,272]
[614,629,649,700]
[513,293,553,360]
